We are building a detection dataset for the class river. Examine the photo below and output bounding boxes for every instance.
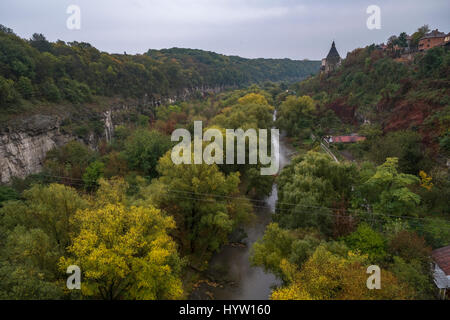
[196,112,293,300]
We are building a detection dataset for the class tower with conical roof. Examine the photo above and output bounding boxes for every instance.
[321,41,342,73]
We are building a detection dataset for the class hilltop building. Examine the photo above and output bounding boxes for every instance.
[419,29,447,51]
[321,41,341,73]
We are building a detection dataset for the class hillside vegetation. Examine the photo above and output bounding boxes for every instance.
[0,25,319,121]
[293,42,449,158]
[258,28,449,300]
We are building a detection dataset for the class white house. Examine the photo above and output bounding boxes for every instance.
[432,245,450,300]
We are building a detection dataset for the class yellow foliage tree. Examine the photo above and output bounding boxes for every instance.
[237,93,269,106]
[419,170,433,191]
[271,245,411,300]
[60,202,184,300]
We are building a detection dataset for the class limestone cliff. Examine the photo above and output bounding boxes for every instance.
[0,86,226,183]
[0,111,114,183]
[0,115,72,183]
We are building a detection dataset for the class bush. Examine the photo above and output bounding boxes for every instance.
[0,186,20,206]
[344,223,387,263]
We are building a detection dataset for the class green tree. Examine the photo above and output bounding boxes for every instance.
[123,129,172,178]
[0,184,87,299]
[30,33,52,53]
[397,32,408,48]
[418,217,450,248]
[276,95,316,137]
[251,223,321,280]
[44,140,96,182]
[344,223,387,262]
[82,160,105,191]
[41,79,61,102]
[369,130,428,175]
[1,184,88,252]
[410,25,430,48]
[276,151,358,235]
[0,226,64,299]
[357,157,421,218]
[391,257,434,299]
[16,76,33,99]
[152,152,252,268]
[0,75,19,105]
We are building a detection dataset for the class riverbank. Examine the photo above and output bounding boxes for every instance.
[189,133,295,299]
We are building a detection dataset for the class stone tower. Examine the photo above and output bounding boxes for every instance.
[321,41,341,73]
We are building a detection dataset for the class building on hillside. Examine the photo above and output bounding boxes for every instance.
[444,33,450,49]
[320,41,341,74]
[325,135,366,144]
[375,43,388,51]
[432,245,450,300]
[419,29,446,51]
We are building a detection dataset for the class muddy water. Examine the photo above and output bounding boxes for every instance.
[205,113,293,300]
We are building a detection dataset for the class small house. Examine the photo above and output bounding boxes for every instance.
[432,245,450,300]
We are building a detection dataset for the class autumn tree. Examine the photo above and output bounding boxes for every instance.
[60,179,184,300]
[271,245,410,300]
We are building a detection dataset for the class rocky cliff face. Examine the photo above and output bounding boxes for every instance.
[0,115,73,183]
[0,86,227,183]
[0,110,116,183]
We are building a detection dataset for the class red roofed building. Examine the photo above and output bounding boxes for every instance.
[328,135,366,143]
[419,29,446,51]
[432,245,450,300]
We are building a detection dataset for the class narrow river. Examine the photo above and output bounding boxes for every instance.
[200,112,293,300]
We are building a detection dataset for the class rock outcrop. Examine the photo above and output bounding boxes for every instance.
[0,86,228,183]
[0,115,73,183]
[0,110,118,183]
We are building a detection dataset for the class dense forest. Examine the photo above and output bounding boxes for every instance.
[0,24,319,122]
[0,23,449,300]
[0,83,282,299]
[252,26,450,299]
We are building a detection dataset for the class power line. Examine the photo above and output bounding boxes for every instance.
[155,192,449,230]
[30,173,450,229]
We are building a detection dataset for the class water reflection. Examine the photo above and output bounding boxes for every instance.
[200,112,292,300]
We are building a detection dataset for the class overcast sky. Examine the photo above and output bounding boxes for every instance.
[1,0,449,60]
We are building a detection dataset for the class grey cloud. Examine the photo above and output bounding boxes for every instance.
[0,0,449,60]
